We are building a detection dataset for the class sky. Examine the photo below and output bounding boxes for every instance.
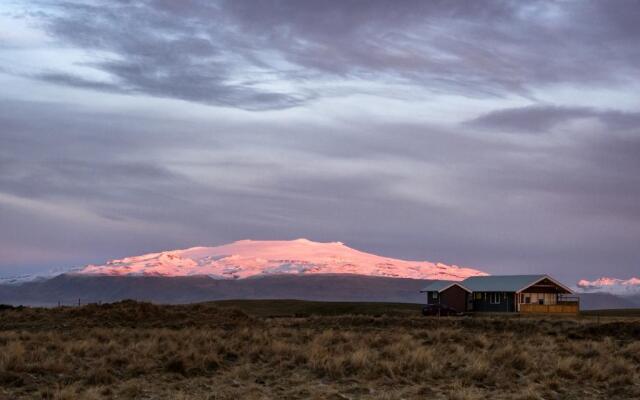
[1,0,639,284]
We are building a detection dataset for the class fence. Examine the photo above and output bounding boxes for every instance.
[520,303,579,314]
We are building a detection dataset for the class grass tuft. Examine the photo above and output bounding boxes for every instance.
[0,300,638,399]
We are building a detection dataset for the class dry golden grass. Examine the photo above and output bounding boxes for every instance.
[0,300,639,399]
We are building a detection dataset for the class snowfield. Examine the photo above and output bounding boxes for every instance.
[78,239,487,280]
[577,276,640,296]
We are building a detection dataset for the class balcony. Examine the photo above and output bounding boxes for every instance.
[520,295,579,314]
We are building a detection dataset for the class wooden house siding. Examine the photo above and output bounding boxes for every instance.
[520,303,579,314]
[426,291,438,305]
[425,284,469,312]
[440,285,469,312]
[521,278,571,294]
[516,278,575,312]
[472,292,516,312]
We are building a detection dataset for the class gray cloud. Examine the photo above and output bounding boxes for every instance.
[1,1,640,285]
[1,97,639,282]
[17,0,638,109]
[468,105,640,133]
[31,1,312,110]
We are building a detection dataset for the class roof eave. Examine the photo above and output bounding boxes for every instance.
[438,282,472,293]
[420,282,471,293]
[515,275,573,294]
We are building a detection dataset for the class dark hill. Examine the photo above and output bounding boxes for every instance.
[0,273,635,310]
[0,274,430,306]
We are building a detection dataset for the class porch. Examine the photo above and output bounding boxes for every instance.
[519,295,580,314]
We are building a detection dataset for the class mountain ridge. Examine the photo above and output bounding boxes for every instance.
[77,239,487,281]
[1,273,637,310]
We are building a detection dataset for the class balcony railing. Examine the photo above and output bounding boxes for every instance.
[520,302,579,314]
[557,294,580,304]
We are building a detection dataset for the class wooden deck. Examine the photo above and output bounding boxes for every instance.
[520,303,579,314]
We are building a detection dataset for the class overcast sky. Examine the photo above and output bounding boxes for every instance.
[1,0,639,284]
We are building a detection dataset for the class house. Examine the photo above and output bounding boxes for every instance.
[421,280,472,313]
[421,274,579,314]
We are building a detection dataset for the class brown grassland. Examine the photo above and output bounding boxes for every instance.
[1,300,639,399]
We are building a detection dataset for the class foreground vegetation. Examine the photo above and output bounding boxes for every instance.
[1,301,639,399]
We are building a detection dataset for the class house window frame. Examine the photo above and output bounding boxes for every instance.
[490,292,501,304]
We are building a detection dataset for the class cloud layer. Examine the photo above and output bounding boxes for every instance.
[26,0,640,109]
[0,1,639,284]
[577,277,640,296]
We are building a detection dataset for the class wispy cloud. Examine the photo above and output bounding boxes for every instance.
[467,105,640,133]
[0,1,639,283]
[577,277,640,296]
[12,0,638,109]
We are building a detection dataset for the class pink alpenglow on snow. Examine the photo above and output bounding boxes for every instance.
[78,239,487,280]
[577,276,640,295]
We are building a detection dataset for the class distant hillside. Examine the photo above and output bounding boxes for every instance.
[0,274,430,306]
[578,292,638,310]
[1,273,637,310]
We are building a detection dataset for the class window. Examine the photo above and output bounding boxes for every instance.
[433,291,438,299]
[525,297,531,304]
[490,293,501,304]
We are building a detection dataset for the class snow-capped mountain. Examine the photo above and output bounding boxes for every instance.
[78,239,486,280]
[577,277,640,296]
[0,266,80,285]
[0,275,43,285]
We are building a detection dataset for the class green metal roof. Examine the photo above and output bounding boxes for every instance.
[420,275,573,294]
[420,280,470,293]
[461,274,571,293]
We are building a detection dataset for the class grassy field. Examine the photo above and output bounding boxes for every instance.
[208,299,423,317]
[581,308,640,317]
[1,300,639,399]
